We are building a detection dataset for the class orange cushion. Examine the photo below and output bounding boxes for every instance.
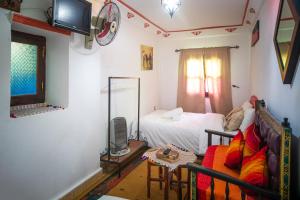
[240,146,269,195]
[224,130,244,169]
[197,146,241,200]
[243,123,261,158]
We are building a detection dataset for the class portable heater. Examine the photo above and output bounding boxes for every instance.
[110,117,130,156]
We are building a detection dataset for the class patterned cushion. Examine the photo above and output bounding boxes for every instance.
[243,123,261,158]
[240,146,269,195]
[224,130,244,168]
[225,107,243,120]
[225,108,244,131]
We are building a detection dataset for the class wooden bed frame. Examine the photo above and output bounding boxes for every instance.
[187,100,297,200]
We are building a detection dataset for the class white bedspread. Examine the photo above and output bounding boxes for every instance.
[132,110,236,155]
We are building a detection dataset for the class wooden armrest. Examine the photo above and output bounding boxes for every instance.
[187,163,280,200]
[205,129,235,147]
[205,129,235,138]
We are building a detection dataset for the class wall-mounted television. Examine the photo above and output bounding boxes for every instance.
[52,0,92,36]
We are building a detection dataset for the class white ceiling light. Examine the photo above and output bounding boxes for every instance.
[161,0,181,18]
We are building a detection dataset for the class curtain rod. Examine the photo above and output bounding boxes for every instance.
[174,45,240,53]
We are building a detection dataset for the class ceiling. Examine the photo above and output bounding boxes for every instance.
[116,0,264,36]
[20,0,265,38]
[119,0,247,32]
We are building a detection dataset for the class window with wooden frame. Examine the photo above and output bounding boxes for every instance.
[10,30,46,106]
[186,59,204,95]
[186,57,221,98]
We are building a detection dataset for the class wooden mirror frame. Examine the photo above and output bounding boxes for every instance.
[274,0,300,84]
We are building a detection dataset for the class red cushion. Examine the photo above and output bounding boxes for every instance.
[243,123,261,158]
[224,130,244,168]
[197,146,241,200]
[240,146,269,195]
[197,145,218,193]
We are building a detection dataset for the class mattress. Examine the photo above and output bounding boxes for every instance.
[131,110,237,155]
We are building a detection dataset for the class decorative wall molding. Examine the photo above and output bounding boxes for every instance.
[116,0,166,33]
[144,22,149,28]
[250,7,256,14]
[192,31,202,36]
[116,0,250,34]
[127,12,134,19]
[225,28,238,33]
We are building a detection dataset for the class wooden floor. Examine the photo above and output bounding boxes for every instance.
[106,160,188,200]
[82,158,145,200]
[60,144,201,200]
[61,142,147,200]
[60,169,114,200]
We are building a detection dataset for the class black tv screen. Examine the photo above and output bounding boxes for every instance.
[53,0,92,36]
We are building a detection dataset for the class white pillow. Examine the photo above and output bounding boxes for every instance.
[162,107,183,121]
[240,108,255,132]
[241,101,253,111]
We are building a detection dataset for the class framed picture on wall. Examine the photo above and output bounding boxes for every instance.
[0,0,22,12]
[252,20,260,46]
[141,45,153,71]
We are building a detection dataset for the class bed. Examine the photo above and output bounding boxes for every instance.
[132,110,237,155]
[131,96,257,155]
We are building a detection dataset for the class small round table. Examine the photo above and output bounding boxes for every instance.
[143,145,197,200]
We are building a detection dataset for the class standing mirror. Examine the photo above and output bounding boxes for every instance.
[274,0,300,84]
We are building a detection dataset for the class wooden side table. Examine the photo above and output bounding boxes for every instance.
[147,160,191,200]
[172,165,191,200]
[147,161,169,199]
[143,145,196,200]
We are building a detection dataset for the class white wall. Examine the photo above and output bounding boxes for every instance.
[157,33,252,110]
[98,5,160,148]
[250,0,300,136]
[251,2,300,198]
[3,0,299,199]
[0,1,159,199]
[0,8,102,200]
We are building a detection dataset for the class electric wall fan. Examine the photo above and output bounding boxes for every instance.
[93,1,121,46]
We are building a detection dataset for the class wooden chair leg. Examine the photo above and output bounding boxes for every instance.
[159,166,163,190]
[147,161,151,198]
[164,166,169,200]
[170,171,174,190]
[177,167,182,200]
[187,168,191,200]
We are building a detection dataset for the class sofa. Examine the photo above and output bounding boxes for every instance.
[187,100,296,200]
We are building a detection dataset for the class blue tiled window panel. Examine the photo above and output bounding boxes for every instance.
[11,42,37,96]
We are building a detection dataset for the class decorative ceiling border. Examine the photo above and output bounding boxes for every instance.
[115,0,250,33]
[116,0,167,32]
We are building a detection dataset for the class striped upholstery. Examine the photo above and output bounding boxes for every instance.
[240,146,269,196]
[197,146,241,200]
[243,123,261,158]
[224,130,244,168]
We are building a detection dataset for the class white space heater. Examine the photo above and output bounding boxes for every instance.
[110,117,130,156]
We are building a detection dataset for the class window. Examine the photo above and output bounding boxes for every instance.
[205,57,221,96]
[186,57,221,96]
[186,59,204,95]
[178,48,231,114]
[10,30,46,106]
